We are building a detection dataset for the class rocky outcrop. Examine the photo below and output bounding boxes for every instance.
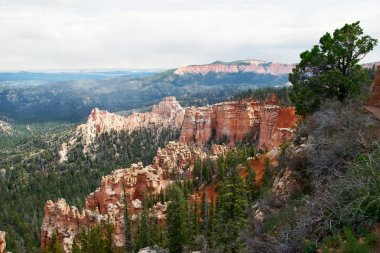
[41,161,168,251]
[179,97,297,150]
[79,96,184,148]
[152,141,208,178]
[42,141,226,252]
[365,65,380,120]
[0,120,13,136]
[138,247,167,253]
[0,231,5,253]
[59,97,185,161]
[258,107,297,150]
[41,159,169,251]
[174,60,293,76]
[369,66,380,108]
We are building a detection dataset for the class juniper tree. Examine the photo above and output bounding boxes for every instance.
[289,21,378,115]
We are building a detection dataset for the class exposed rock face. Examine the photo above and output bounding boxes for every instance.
[369,66,380,108]
[138,247,167,253]
[0,120,13,136]
[0,231,5,253]
[258,107,297,150]
[79,96,184,148]
[174,60,293,76]
[41,162,168,251]
[42,141,226,252]
[152,141,207,178]
[59,97,185,161]
[41,160,168,251]
[179,98,297,150]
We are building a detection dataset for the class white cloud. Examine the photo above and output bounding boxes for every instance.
[0,0,379,70]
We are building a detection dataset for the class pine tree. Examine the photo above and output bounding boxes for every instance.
[214,168,248,253]
[201,192,208,232]
[192,196,200,236]
[207,195,215,249]
[124,195,133,253]
[159,188,165,204]
[136,204,150,250]
[47,231,64,253]
[167,185,188,253]
[246,167,256,205]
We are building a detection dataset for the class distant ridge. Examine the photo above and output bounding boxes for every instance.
[174,59,294,76]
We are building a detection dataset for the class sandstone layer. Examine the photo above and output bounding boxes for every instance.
[179,97,297,150]
[174,60,293,76]
[42,141,226,252]
[59,97,185,161]
[0,231,5,253]
[369,66,380,108]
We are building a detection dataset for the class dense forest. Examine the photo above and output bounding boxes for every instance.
[0,125,180,252]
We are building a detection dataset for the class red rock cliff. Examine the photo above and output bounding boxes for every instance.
[59,96,185,161]
[42,142,226,252]
[369,66,380,108]
[179,98,297,150]
[79,96,184,144]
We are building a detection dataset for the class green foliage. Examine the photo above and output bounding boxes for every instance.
[214,168,248,252]
[135,205,150,250]
[289,21,378,115]
[0,66,289,123]
[74,223,115,253]
[44,231,64,253]
[232,86,292,105]
[124,196,133,253]
[318,227,376,253]
[201,193,208,232]
[0,123,180,252]
[167,186,188,253]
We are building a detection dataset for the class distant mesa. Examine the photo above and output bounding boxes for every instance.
[174,59,294,76]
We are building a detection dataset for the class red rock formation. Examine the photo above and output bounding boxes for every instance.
[369,66,380,108]
[46,96,298,252]
[42,142,227,252]
[365,66,380,120]
[0,231,5,253]
[179,98,297,150]
[152,141,207,178]
[59,97,185,161]
[174,60,293,76]
[258,107,297,150]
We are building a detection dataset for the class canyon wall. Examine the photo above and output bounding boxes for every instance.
[42,142,227,252]
[179,97,297,150]
[78,96,184,149]
[47,95,298,252]
[369,65,380,108]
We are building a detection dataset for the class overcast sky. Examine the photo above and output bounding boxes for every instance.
[0,0,379,71]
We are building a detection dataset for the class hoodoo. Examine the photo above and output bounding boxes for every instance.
[41,142,227,252]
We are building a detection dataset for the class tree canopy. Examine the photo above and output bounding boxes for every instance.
[289,21,378,115]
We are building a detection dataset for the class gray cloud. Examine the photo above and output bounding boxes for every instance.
[0,0,379,70]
